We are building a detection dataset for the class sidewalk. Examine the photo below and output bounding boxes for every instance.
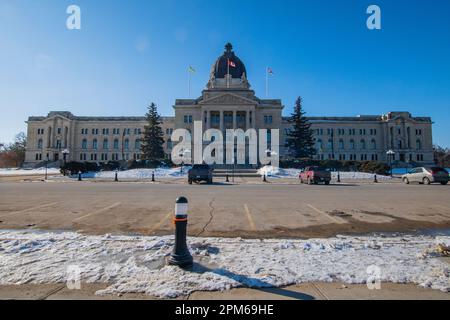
[1,282,448,300]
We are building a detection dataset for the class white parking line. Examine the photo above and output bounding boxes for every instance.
[244,204,256,231]
[307,204,345,224]
[2,202,60,217]
[73,202,121,222]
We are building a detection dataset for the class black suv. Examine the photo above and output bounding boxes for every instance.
[188,164,213,184]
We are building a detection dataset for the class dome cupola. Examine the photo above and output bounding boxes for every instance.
[210,43,247,79]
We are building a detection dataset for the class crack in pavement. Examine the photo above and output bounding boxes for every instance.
[196,198,215,237]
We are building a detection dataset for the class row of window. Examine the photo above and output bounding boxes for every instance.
[315,128,378,136]
[316,139,378,151]
[316,154,377,161]
[81,138,141,151]
[36,128,64,135]
[80,128,142,136]
[315,138,423,151]
[78,153,142,162]
[36,139,65,150]
[315,153,425,161]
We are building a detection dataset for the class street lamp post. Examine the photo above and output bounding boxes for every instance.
[62,149,70,176]
[45,154,49,181]
[179,149,191,173]
[386,150,395,177]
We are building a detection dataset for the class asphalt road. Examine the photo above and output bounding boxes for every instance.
[0,181,449,238]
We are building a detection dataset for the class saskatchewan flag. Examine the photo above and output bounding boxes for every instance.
[188,65,196,73]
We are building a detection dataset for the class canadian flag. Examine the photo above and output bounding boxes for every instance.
[228,60,236,68]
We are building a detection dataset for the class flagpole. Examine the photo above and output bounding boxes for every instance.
[265,67,269,98]
[227,59,230,88]
[188,70,191,98]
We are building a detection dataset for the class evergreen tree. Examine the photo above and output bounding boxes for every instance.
[286,97,316,159]
[141,103,165,162]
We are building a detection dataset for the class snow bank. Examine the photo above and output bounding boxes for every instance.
[0,168,61,176]
[258,166,391,180]
[76,167,191,180]
[257,166,300,178]
[0,230,448,297]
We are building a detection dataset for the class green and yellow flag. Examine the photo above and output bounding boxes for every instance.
[188,65,196,74]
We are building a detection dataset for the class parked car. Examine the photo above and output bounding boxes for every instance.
[188,164,213,184]
[402,167,449,185]
[299,166,331,185]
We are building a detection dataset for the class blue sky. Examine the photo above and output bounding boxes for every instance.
[0,0,449,147]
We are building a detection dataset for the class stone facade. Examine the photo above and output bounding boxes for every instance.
[24,44,434,167]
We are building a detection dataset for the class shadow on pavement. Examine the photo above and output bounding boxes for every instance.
[190,262,315,300]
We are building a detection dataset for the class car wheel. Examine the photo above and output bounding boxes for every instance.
[325,181,330,185]
[308,178,313,185]
[403,178,410,185]
[208,179,213,184]
[423,177,431,185]
[441,181,448,185]
[300,178,303,184]
[188,179,192,185]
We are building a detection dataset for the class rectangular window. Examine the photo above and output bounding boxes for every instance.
[184,115,193,124]
[264,115,273,124]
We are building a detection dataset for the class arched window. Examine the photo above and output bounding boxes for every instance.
[37,139,43,149]
[124,139,129,150]
[81,139,87,150]
[113,139,119,150]
[135,139,141,150]
[360,139,366,150]
[339,139,344,150]
[349,139,355,150]
[416,139,422,150]
[103,139,109,150]
[371,139,376,150]
[93,139,98,150]
[316,139,323,151]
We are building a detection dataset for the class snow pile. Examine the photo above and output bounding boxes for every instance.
[83,167,191,180]
[257,166,300,178]
[331,172,391,181]
[0,168,61,176]
[258,166,391,180]
[0,230,449,297]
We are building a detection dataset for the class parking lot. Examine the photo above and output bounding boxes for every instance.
[0,180,449,238]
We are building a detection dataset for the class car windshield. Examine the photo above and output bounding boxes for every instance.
[310,166,326,171]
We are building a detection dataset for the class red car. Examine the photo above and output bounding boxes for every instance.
[300,166,332,185]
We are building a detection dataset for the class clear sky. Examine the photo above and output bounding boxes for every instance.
[1,0,449,147]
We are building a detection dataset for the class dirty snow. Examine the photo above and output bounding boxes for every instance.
[258,166,392,180]
[0,168,61,176]
[74,167,192,180]
[0,230,449,298]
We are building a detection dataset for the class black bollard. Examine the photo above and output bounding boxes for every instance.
[226,174,229,183]
[115,171,118,182]
[152,171,155,182]
[337,172,341,183]
[374,174,378,183]
[78,171,82,181]
[263,173,267,183]
[169,197,193,269]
